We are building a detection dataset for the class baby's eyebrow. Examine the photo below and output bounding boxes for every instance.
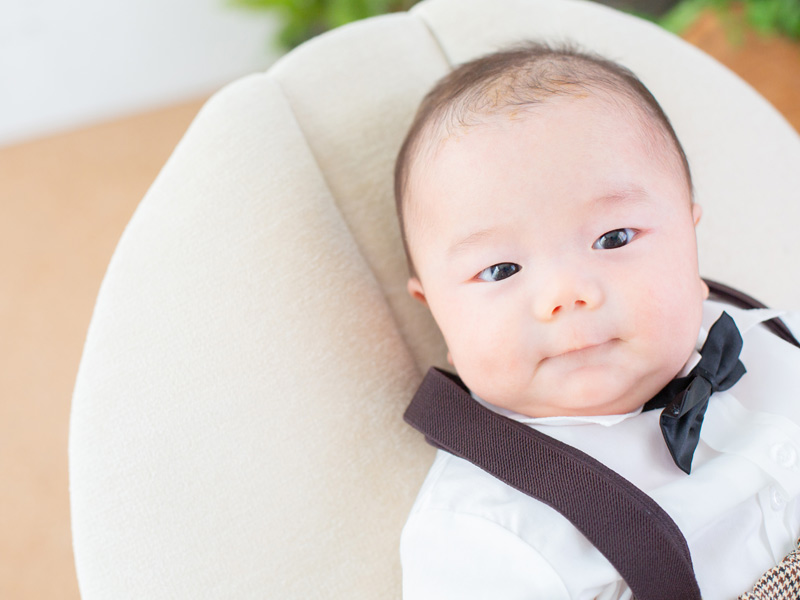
[447,227,502,257]
[593,185,650,207]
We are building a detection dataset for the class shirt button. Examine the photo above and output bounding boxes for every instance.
[771,443,798,469]
[770,486,787,511]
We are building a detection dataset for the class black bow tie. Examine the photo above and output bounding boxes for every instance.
[644,311,746,474]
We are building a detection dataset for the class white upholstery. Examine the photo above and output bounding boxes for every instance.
[69,0,800,598]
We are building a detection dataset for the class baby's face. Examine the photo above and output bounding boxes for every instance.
[405,96,707,417]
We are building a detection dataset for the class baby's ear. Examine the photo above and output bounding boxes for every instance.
[407,277,428,307]
[692,203,703,226]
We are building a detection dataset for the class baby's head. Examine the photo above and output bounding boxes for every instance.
[395,43,708,417]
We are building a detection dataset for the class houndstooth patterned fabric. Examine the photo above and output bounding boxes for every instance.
[739,539,800,600]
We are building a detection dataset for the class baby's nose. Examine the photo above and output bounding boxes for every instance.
[532,273,604,321]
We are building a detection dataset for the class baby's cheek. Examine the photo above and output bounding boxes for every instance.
[634,288,701,370]
[454,340,517,400]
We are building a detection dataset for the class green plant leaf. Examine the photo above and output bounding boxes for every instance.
[749,0,800,38]
[747,0,780,34]
[326,0,368,28]
[364,0,394,13]
[658,0,711,34]
[656,0,800,41]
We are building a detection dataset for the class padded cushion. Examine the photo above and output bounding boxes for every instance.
[70,0,800,599]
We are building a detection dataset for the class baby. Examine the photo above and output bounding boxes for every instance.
[395,43,800,599]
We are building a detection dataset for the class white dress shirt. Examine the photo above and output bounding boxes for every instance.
[401,300,800,600]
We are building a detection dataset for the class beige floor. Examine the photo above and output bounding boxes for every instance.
[0,99,206,599]
[1,14,798,599]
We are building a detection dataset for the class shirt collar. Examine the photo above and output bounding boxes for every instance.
[702,299,784,335]
[471,392,643,427]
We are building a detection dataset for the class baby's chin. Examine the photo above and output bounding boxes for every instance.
[484,369,666,418]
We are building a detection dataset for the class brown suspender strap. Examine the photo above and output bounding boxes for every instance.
[405,367,702,600]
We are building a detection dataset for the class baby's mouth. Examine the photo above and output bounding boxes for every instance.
[547,339,620,362]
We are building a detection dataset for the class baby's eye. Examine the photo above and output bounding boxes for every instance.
[592,228,637,250]
[476,263,521,282]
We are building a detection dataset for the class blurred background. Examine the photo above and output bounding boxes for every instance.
[1,0,798,597]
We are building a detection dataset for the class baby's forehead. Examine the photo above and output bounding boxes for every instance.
[409,90,670,186]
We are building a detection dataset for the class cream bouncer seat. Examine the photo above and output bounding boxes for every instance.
[69,0,800,597]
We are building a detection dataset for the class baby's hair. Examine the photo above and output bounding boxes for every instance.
[394,42,692,277]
